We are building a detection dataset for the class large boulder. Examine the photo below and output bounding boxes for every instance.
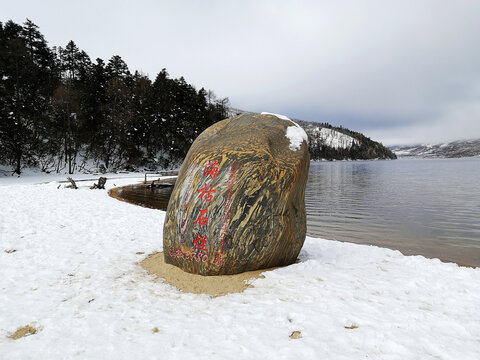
[163,113,310,275]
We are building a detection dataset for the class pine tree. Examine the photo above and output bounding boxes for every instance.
[0,20,58,173]
[100,55,133,169]
[128,71,152,167]
[82,58,107,161]
[49,40,93,173]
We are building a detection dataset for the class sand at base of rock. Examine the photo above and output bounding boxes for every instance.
[140,252,274,296]
[8,325,37,339]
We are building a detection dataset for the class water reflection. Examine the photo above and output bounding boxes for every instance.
[112,184,172,211]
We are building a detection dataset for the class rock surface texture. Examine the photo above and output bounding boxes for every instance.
[163,113,310,275]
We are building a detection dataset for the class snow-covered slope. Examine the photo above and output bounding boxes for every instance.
[391,139,480,158]
[1,177,479,359]
[310,127,360,149]
[295,119,396,160]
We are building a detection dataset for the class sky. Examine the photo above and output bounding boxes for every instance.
[3,0,480,145]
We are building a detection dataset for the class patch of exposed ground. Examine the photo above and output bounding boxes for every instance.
[8,325,37,340]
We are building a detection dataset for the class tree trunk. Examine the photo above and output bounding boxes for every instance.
[14,151,22,175]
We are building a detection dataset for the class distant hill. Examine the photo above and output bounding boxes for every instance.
[390,139,480,158]
[295,120,397,160]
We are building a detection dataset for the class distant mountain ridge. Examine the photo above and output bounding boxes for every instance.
[390,139,480,158]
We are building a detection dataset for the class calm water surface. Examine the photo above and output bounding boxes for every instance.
[113,184,172,210]
[306,158,480,266]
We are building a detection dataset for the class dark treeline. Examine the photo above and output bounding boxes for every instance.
[0,19,229,174]
[308,137,397,160]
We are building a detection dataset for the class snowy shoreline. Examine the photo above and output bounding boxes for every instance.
[1,176,480,359]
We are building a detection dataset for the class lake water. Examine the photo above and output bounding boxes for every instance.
[111,183,172,210]
[306,158,480,267]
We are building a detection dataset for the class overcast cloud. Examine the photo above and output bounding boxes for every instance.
[4,0,480,145]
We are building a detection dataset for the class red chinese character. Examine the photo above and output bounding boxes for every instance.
[213,252,223,266]
[203,160,219,179]
[197,183,216,201]
[193,209,208,226]
[175,248,184,258]
[193,233,208,252]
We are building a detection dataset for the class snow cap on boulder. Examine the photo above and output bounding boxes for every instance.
[163,113,310,275]
[261,112,308,151]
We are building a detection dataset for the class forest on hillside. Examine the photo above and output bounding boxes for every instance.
[296,120,397,161]
[0,19,229,174]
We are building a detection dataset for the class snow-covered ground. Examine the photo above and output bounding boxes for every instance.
[0,167,169,186]
[1,175,480,359]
